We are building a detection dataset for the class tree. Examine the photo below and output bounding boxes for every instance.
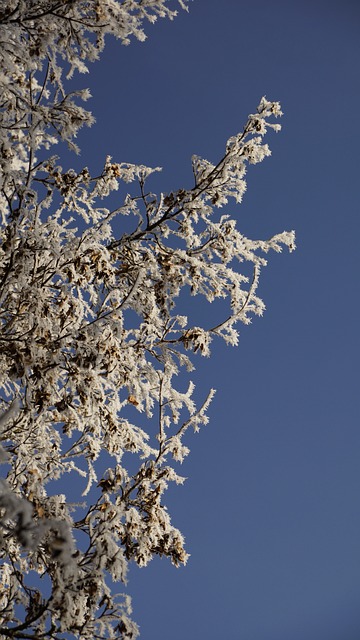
[0,1,295,638]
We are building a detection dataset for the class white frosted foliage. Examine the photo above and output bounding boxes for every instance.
[0,1,294,638]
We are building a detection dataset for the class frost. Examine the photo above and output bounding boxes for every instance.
[0,1,294,638]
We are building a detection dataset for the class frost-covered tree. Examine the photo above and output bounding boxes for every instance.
[0,1,295,638]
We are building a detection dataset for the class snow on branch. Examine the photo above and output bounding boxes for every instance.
[0,2,294,637]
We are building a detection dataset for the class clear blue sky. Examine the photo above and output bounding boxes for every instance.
[71,1,360,638]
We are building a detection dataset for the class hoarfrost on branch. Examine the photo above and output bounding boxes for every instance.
[0,1,295,637]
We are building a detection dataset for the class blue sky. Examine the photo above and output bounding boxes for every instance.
[70,1,360,639]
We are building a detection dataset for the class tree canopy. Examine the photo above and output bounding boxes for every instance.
[0,1,294,637]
